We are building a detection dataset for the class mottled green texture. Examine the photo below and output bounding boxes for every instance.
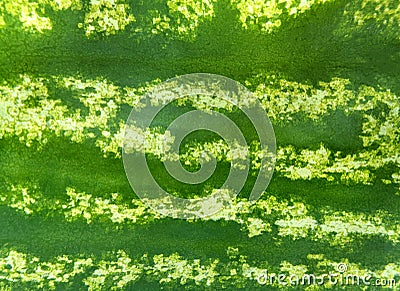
[1,0,400,289]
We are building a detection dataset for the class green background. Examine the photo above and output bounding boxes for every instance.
[0,0,399,289]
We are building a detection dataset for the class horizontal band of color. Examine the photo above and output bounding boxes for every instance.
[0,248,398,290]
[1,184,399,243]
[1,75,399,186]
